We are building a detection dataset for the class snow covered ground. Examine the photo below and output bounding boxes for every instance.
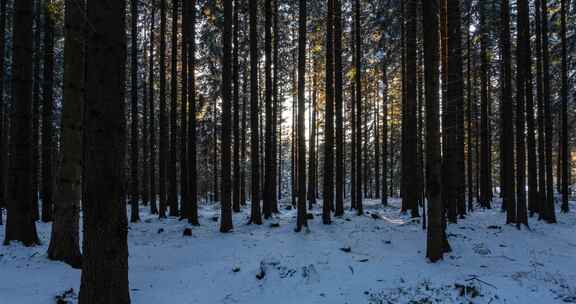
[1,199,575,304]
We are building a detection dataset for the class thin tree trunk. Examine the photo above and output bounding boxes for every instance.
[159,0,168,218]
[41,0,55,223]
[168,0,179,217]
[148,3,158,215]
[263,0,273,219]
[404,0,418,218]
[129,0,140,223]
[334,0,344,216]
[541,0,556,223]
[295,0,308,232]
[249,0,262,225]
[560,0,569,213]
[354,0,363,215]
[501,0,516,224]
[187,0,199,225]
[232,0,241,213]
[0,0,6,226]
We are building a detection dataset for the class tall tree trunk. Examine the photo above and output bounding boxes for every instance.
[32,0,41,222]
[404,0,418,218]
[354,0,363,215]
[334,0,344,216]
[295,0,308,232]
[500,0,516,224]
[466,0,474,212]
[540,0,556,223]
[381,65,388,206]
[0,0,6,226]
[79,0,130,302]
[47,0,84,269]
[535,0,546,217]
[249,0,262,225]
[4,0,40,246]
[423,0,449,262]
[479,1,491,209]
[232,0,241,213]
[159,0,168,218]
[41,0,55,223]
[168,0,179,217]
[220,0,233,233]
[515,0,529,228]
[148,3,158,215]
[271,0,279,212]
[307,67,317,209]
[263,0,273,219]
[322,0,334,224]
[446,0,464,221]
[129,0,140,223]
[186,0,199,225]
[560,0,569,213]
[524,0,538,219]
[179,0,188,219]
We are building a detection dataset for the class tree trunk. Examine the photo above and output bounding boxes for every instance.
[540,0,556,223]
[41,0,55,223]
[381,65,388,206]
[0,0,6,226]
[31,0,41,222]
[500,0,516,224]
[263,0,274,219]
[515,0,530,228]
[249,0,262,225]
[232,0,241,213]
[334,0,344,216]
[479,1,491,209]
[4,0,40,246]
[148,3,158,215]
[322,0,334,224]
[535,0,546,218]
[295,0,308,232]
[79,0,130,302]
[179,0,188,219]
[560,0,569,213]
[220,0,233,233]
[186,0,199,225]
[129,0,140,223]
[354,0,363,215]
[159,0,168,218]
[404,0,418,218]
[168,0,179,217]
[423,0,449,262]
[47,0,84,269]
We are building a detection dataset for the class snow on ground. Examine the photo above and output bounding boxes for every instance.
[1,199,575,304]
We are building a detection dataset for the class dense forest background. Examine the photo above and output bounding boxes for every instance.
[0,0,575,303]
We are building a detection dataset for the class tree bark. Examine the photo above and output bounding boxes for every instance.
[47,0,84,269]
[168,0,179,217]
[295,0,308,232]
[249,0,262,225]
[41,0,55,223]
[4,0,40,246]
[79,0,130,302]
[129,0,140,223]
[220,0,233,233]
[560,0,569,213]
[423,0,449,262]
[159,0,168,218]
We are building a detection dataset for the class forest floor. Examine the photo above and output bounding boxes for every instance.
[1,198,576,304]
